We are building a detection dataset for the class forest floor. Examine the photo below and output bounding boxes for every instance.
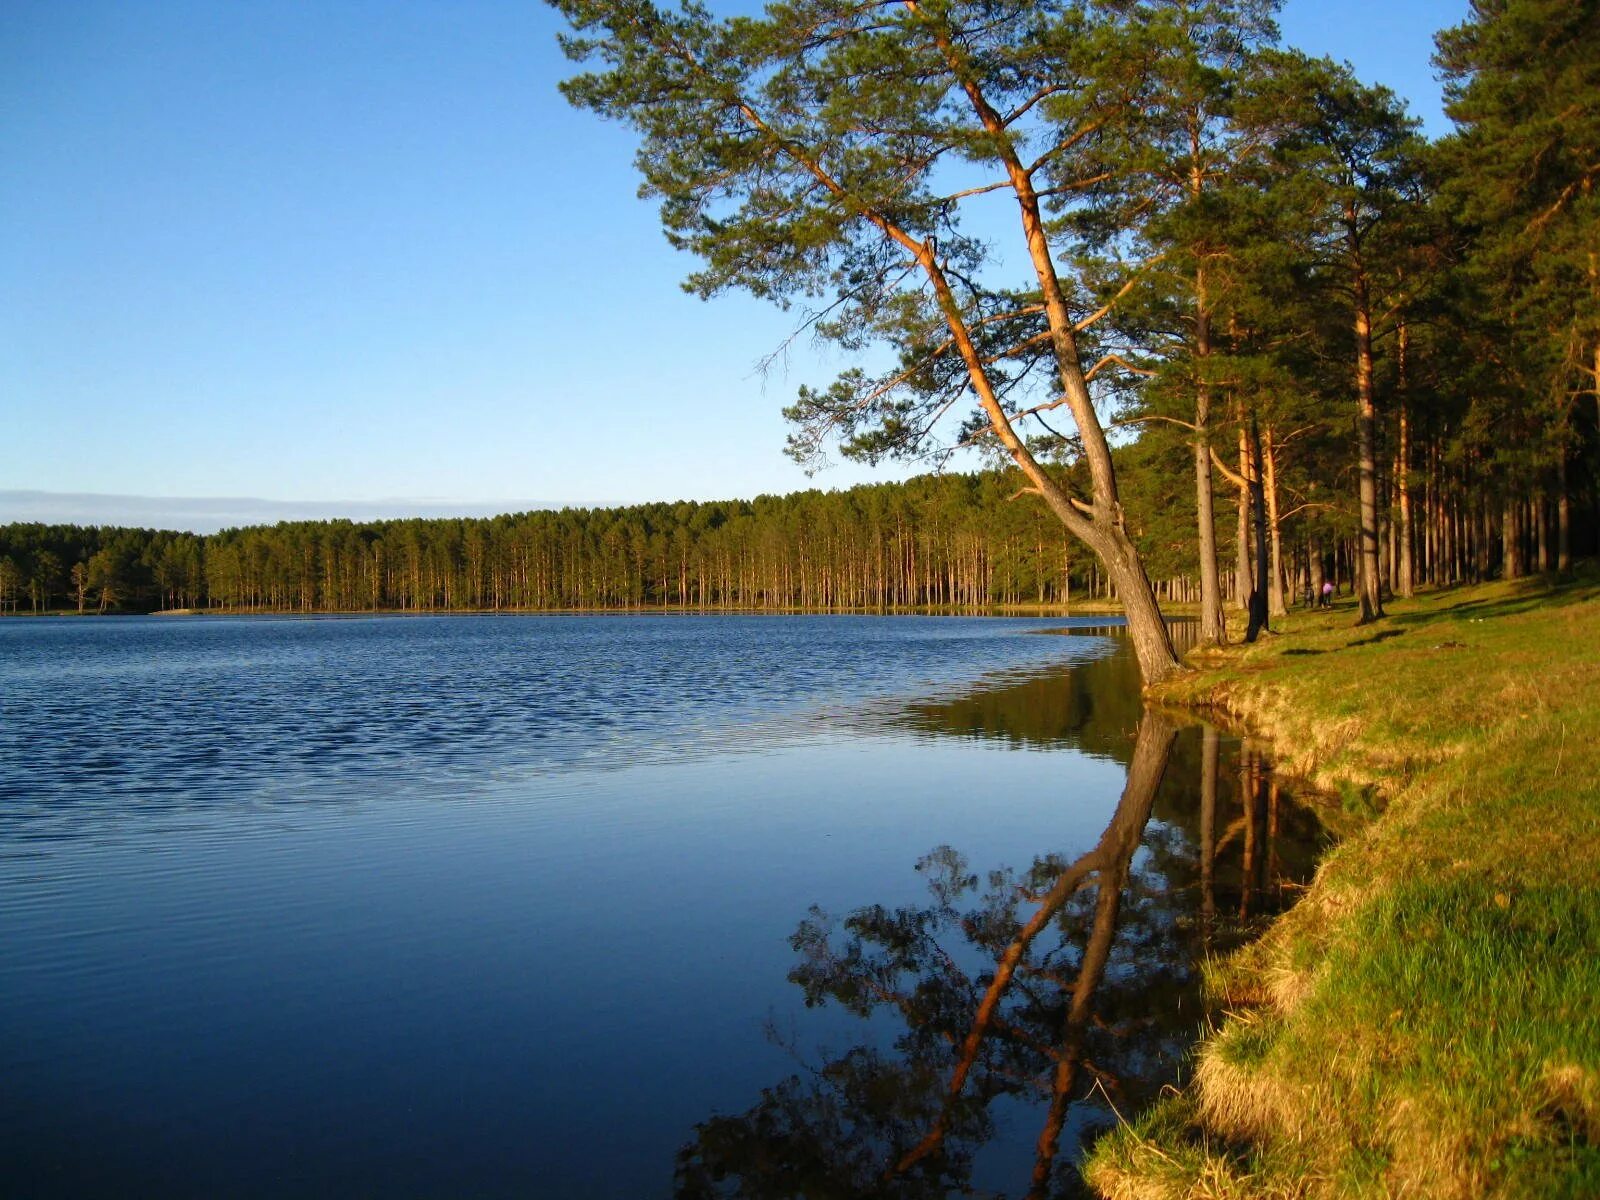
[1086,569,1600,1200]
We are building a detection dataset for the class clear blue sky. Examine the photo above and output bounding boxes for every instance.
[1,1,1467,526]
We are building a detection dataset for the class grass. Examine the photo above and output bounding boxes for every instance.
[1084,568,1600,1199]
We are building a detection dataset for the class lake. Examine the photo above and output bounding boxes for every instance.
[0,615,1325,1197]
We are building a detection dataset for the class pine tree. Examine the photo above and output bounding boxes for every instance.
[550,0,1184,682]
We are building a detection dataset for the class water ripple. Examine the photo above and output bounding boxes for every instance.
[1,614,1115,836]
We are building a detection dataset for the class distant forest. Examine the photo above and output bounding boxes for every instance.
[0,471,1206,615]
[2,442,1593,615]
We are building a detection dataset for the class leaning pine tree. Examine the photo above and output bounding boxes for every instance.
[552,0,1183,684]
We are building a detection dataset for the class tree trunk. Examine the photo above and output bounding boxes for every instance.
[1423,444,1436,584]
[1193,383,1226,645]
[1383,483,1395,597]
[1396,320,1414,596]
[1476,493,1491,582]
[1558,451,1571,572]
[1537,493,1551,573]
[1397,393,1413,596]
[1235,426,1252,612]
[1503,496,1523,579]
[1245,413,1270,642]
[1192,262,1226,646]
[1263,425,1287,618]
[1353,269,1384,622]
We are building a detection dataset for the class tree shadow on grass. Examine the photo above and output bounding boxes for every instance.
[1348,628,1407,647]
[1389,569,1600,630]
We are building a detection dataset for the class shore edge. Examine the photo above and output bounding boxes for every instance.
[1084,571,1600,1199]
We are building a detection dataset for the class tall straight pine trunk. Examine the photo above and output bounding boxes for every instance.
[1235,423,1252,612]
[1191,242,1225,646]
[1264,425,1287,618]
[1353,269,1384,621]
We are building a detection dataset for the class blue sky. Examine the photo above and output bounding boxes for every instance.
[2,1,1467,528]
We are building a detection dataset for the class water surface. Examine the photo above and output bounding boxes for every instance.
[0,615,1324,1197]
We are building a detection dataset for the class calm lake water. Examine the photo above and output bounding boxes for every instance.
[0,615,1325,1198]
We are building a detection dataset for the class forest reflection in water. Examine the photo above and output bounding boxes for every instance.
[678,639,1326,1200]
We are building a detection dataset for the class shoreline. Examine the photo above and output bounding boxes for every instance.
[5,602,1154,619]
[1084,572,1600,1198]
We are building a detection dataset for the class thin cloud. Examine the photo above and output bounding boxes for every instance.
[0,491,567,535]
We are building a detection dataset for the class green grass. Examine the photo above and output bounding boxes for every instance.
[1085,569,1600,1199]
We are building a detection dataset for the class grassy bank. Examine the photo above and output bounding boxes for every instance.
[1087,572,1600,1199]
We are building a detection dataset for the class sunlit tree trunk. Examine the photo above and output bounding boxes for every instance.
[1245,414,1270,641]
[1397,354,1415,596]
[1264,425,1287,619]
[1352,265,1384,621]
[1193,261,1227,645]
[1235,425,1252,612]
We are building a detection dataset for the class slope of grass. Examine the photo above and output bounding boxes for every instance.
[1086,571,1600,1199]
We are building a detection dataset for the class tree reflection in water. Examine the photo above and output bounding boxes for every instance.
[677,643,1325,1199]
